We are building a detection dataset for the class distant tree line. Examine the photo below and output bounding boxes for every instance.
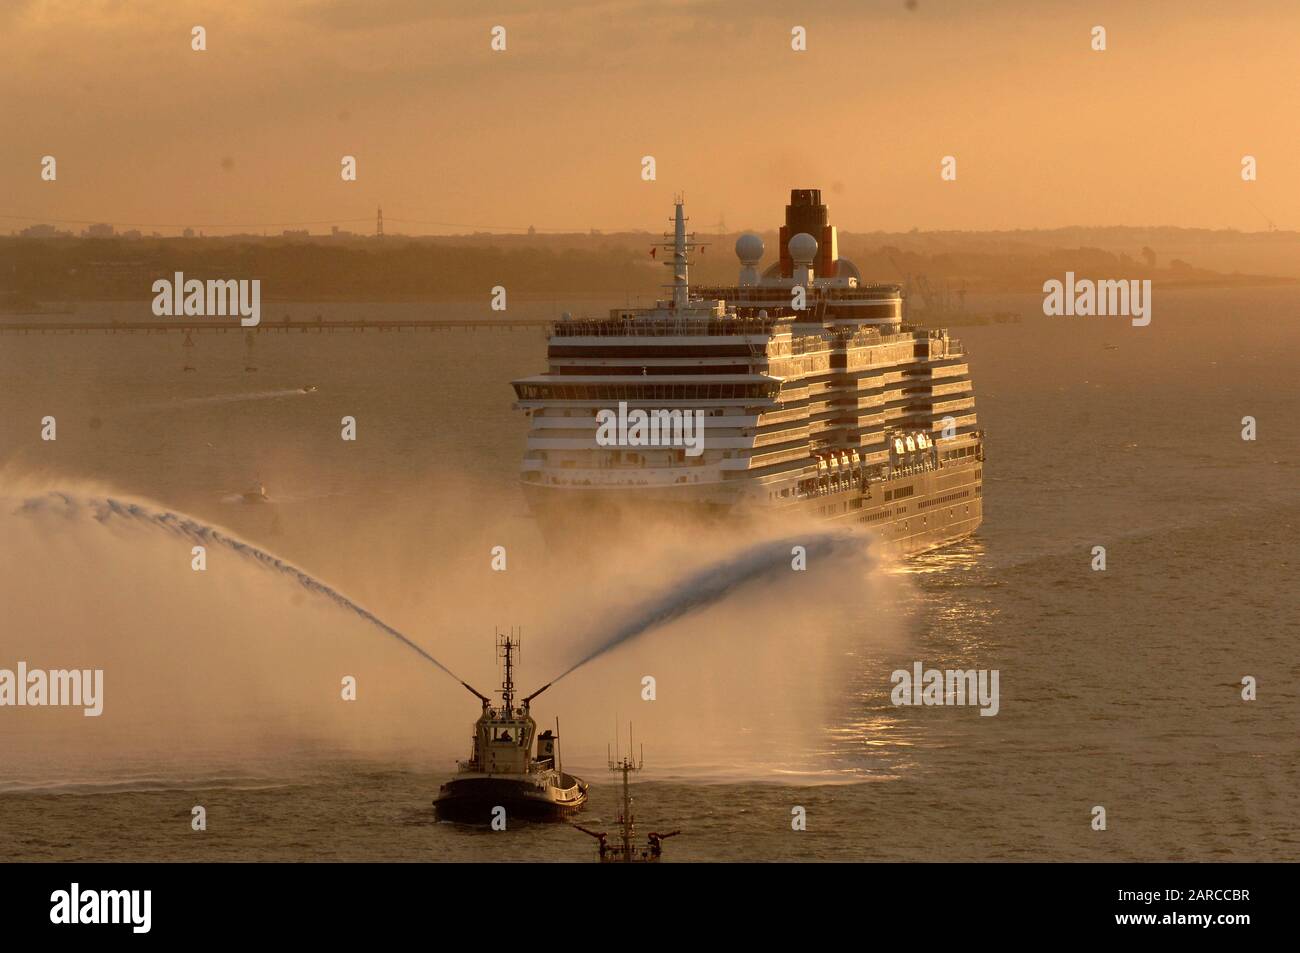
[0,232,1282,303]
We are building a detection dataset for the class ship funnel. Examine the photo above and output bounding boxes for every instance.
[779,188,837,279]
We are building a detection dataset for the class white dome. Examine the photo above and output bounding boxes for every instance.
[735,232,765,263]
[788,232,818,263]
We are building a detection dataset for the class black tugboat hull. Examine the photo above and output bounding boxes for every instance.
[434,777,588,824]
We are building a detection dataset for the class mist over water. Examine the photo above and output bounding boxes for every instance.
[2,291,1297,859]
[0,468,902,791]
[13,489,465,682]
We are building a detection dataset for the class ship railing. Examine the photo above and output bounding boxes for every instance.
[550,317,784,338]
[693,284,902,301]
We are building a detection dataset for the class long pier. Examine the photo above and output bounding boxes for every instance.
[0,316,553,334]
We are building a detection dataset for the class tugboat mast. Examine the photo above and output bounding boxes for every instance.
[498,629,517,713]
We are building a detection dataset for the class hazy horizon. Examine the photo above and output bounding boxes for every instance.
[3,0,1298,237]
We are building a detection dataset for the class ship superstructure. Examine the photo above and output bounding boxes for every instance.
[511,189,983,555]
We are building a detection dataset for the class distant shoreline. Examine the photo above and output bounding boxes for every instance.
[3,282,1297,324]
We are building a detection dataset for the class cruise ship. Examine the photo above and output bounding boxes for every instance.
[511,189,983,555]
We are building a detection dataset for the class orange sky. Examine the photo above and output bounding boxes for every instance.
[2,0,1298,235]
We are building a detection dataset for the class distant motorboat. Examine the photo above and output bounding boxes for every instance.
[241,481,269,504]
[299,384,317,394]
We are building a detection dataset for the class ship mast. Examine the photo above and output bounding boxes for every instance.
[609,723,643,861]
[654,195,707,311]
[497,629,518,712]
[577,725,676,861]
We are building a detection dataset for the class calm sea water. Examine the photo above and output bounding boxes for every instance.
[1,288,1296,861]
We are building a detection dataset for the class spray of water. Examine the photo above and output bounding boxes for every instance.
[547,529,868,684]
[12,490,466,684]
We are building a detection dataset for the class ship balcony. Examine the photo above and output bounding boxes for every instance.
[931,397,977,415]
[751,425,811,448]
[721,445,810,469]
[512,373,783,403]
[930,380,974,397]
[524,435,760,453]
[924,363,972,380]
[548,315,780,338]
[931,413,978,433]
[526,412,764,429]
[935,430,981,447]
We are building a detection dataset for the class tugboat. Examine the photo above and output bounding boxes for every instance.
[573,728,680,862]
[434,633,588,824]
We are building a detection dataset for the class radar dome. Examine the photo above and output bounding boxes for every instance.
[735,232,765,263]
[788,232,818,264]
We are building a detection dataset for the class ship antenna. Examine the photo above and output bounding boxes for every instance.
[672,196,688,310]
[497,628,517,712]
[606,721,643,861]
